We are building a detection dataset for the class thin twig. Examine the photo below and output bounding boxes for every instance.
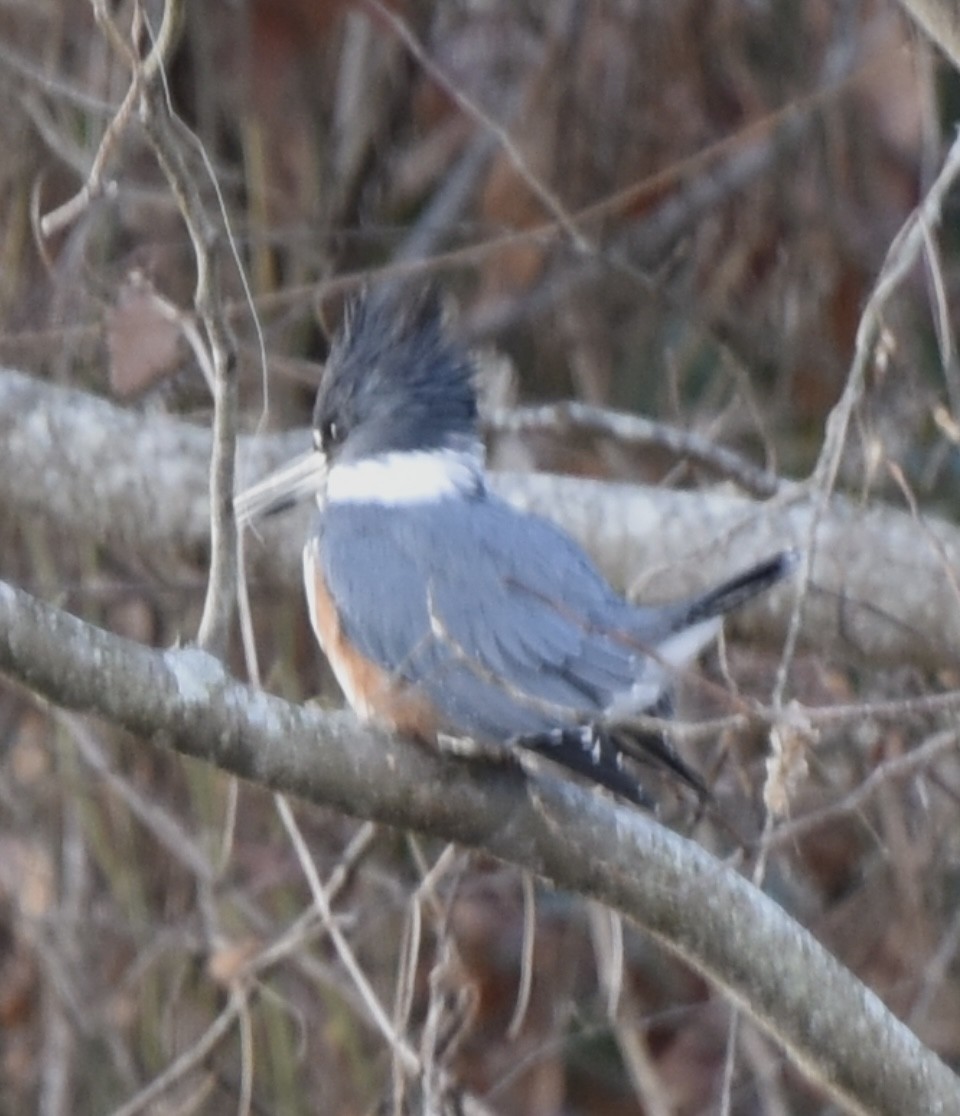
[506,872,536,1040]
[486,401,782,498]
[139,83,237,655]
[109,988,245,1116]
[392,892,421,1115]
[243,822,379,978]
[43,0,238,657]
[58,711,215,881]
[611,1008,674,1116]
[908,900,960,1029]
[132,17,238,654]
[363,0,591,254]
[739,1024,792,1116]
[236,986,254,1116]
[764,728,960,850]
[774,126,960,707]
[38,4,142,238]
[274,794,421,1077]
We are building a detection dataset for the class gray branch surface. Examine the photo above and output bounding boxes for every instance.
[0,578,957,1116]
[896,0,960,70]
[2,366,959,671]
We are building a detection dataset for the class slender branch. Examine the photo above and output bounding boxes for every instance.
[773,124,960,696]
[38,4,142,239]
[895,0,960,69]
[38,0,184,240]
[139,0,185,84]
[109,989,244,1116]
[42,0,238,657]
[0,577,957,1116]
[275,795,421,1076]
[136,49,238,657]
[486,401,782,498]
[227,55,874,325]
[764,728,960,849]
[364,0,591,254]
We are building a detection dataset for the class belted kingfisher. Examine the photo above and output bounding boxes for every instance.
[238,287,795,806]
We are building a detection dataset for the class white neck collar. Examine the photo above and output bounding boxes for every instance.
[325,447,484,506]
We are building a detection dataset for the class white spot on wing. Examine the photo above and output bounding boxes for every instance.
[605,618,722,718]
[655,618,722,668]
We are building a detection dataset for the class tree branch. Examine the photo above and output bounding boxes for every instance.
[2,366,960,671]
[0,577,956,1115]
[896,0,960,70]
[485,401,782,498]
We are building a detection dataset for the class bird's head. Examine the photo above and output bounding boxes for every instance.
[235,286,483,524]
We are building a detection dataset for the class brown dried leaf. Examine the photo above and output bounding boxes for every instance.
[106,274,182,397]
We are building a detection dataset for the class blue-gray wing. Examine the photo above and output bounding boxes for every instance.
[315,496,667,742]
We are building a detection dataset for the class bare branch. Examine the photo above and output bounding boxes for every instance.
[5,366,960,671]
[895,0,960,69]
[764,727,960,850]
[39,0,184,239]
[43,0,238,657]
[134,54,238,657]
[37,23,140,239]
[274,794,421,1077]
[773,122,960,706]
[486,400,782,498]
[364,0,591,255]
[0,577,957,1116]
[109,988,245,1116]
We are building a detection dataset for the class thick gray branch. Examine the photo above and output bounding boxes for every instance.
[896,0,960,70]
[1,367,958,670]
[0,579,957,1116]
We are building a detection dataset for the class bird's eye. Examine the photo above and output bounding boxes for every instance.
[316,418,339,450]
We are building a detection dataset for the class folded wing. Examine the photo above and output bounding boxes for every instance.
[316,497,669,743]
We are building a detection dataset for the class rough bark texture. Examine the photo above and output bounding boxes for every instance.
[2,366,958,672]
[0,578,958,1116]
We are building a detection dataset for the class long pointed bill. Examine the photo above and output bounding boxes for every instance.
[234,450,328,526]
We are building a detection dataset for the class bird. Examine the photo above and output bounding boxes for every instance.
[237,286,796,807]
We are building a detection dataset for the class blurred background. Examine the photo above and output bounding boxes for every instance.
[2,1,960,1113]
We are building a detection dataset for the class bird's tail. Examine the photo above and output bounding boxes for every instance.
[519,550,798,808]
[670,549,798,629]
